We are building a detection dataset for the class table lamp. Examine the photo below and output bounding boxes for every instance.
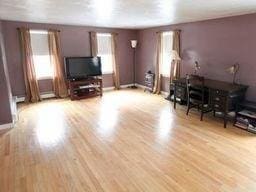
[226,63,239,84]
[194,61,200,75]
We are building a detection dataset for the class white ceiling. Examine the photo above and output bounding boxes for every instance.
[1,0,256,29]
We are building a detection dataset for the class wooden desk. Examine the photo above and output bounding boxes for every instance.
[173,78,248,127]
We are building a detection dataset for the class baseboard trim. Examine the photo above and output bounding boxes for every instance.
[161,91,169,97]
[16,97,25,103]
[41,93,56,99]
[103,84,137,91]
[15,84,168,103]
[103,86,115,91]
[121,84,134,88]
[135,83,169,97]
[16,92,56,103]
[135,83,146,89]
[0,123,13,130]
[15,84,138,102]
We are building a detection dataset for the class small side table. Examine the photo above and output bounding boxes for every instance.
[144,71,155,93]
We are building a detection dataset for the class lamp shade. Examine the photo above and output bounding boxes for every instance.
[226,63,239,74]
[131,40,138,48]
[171,50,181,61]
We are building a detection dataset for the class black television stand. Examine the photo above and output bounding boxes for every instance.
[68,77,103,100]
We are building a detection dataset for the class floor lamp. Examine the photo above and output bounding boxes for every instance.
[130,40,138,89]
[166,50,181,100]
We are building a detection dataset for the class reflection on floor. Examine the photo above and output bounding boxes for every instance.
[1,89,256,192]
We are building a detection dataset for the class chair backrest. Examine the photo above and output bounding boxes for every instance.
[186,74,205,103]
[186,75,205,87]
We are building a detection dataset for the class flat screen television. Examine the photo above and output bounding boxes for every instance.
[64,57,102,80]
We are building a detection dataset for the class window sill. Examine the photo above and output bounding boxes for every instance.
[103,72,114,75]
[37,77,53,80]
[161,75,170,78]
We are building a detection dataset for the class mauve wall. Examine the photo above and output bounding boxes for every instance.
[2,21,137,97]
[0,21,12,125]
[136,14,256,101]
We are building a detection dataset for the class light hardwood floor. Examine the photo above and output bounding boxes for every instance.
[1,89,256,192]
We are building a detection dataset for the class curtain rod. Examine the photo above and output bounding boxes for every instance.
[17,27,61,32]
[156,29,181,34]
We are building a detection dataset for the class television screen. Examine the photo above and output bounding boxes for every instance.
[65,57,102,79]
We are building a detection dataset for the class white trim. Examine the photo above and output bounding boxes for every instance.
[162,31,173,36]
[135,83,169,97]
[15,92,56,103]
[16,97,25,103]
[30,30,48,34]
[103,84,138,91]
[11,96,18,122]
[37,76,53,80]
[120,84,134,88]
[15,84,167,103]
[97,33,111,37]
[161,74,170,78]
[0,123,13,130]
[135,83,146,89]
[41,93,55,99]
[103,87,115,91]
[161,91,169,97]
[15,84,135,102]
[102,72,114,75]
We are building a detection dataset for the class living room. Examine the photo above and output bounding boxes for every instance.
[1,1,256,191]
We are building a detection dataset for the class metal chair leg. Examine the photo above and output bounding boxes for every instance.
[200,111,204,121]
[186,103,190,115]
[200,104,204,121]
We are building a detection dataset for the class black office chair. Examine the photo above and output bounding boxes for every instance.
[186,75,212,121]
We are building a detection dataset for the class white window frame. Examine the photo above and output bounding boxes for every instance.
[30,30,53,80]
[160,31,174,77]
[96,33,114,75]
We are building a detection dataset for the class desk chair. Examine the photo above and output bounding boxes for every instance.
[186,75,212,121]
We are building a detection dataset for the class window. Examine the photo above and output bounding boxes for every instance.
[160,31,173,77]
[97,33,114,74]
[30,30,53,79]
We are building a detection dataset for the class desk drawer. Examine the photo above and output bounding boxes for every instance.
[212,95,226,104]
[212,103,225,111]
[211,89,227,97]
[210,89,229,111]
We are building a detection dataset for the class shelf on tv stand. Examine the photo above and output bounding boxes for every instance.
[68,77,103,100]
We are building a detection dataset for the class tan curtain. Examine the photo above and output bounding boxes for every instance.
[90,32,98,57]
[48,29,68,98]
[19,27,41,102]
[111,33,120,89]
[172,30,181,81]
[153,32,162,94]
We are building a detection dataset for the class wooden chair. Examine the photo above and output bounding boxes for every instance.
[186,75,212,121]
